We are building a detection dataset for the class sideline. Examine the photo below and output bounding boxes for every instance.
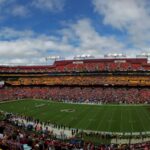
[0,99,150,139]
[1,99,149,107]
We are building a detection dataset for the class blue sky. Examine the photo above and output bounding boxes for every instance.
[0,0,150,64]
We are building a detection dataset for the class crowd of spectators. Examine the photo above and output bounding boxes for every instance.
[0,62,146,73]
[1,85,150,149]
[0,113,150,150]
[0,118,84,150]
[0,86,150,104]
[14,76,149,86]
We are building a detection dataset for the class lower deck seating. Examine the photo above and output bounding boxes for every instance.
[0,86,150,104]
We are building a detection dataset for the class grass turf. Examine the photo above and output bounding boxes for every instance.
[0,100,150,133]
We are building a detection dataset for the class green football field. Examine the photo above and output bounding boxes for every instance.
[0,100,150,133]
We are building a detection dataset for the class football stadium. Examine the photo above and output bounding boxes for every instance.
[0,54,150,149]
[1,0,150,149]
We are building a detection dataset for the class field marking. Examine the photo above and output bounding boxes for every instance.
[60,109,75,112]
[1,99,150,107]
[135,109,146,132]
[142,110,150,131]
[96,107,112,132]
[107,108,115,132]
[125,109,133,133]
[120,109,123,132]
[72,107,91,129]
[54,101,150,107]
[142,108,150,122]
[1,100,150,133]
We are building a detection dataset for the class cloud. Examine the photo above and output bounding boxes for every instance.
[0,0,66,20]
[93,0,144,29]
[0,18,144,65]
[0,27,75,64]
[92,0,150,49]
[32,0,66,12]
[0,28,35,40]
[60,19,125,57]
[0,0,29,18]
[11,5,30,17]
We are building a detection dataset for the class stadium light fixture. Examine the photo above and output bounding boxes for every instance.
[104,53,126,58]
[45,56,63,64]
[74,54,95,60]
[136,52,150,58]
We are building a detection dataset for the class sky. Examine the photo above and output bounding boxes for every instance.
[0,0,150,64]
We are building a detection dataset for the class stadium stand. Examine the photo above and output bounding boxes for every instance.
[0,86,150,104]
[1,56,150,149]
[1,57,150,103]
[0,57,149,73]
[0,114,150,150]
